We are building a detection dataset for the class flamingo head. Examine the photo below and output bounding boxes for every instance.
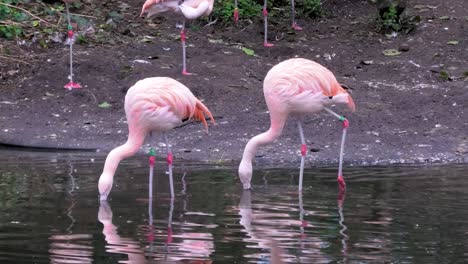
[238,160,253,190]
[98,173,114,201]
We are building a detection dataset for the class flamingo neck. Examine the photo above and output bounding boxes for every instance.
[241,113,286,164]
[238,112,287,189]
[101,129,146,182]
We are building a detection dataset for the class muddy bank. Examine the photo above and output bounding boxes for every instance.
[0,0,467,166]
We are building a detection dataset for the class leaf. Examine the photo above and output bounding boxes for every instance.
[447,40,459,45]
[439,71,450,81]
[141,37,152,43]
[382,49,401,56]
[438,16,450,20]
[242,47,255,56]
[98,102,112,108]
[32,20,40,27]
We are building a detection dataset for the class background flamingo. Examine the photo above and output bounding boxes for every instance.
[98,77,215,200]
[238,58,355,192]
[62,0,81,89]
[233,0,301,47]
[140,0,214,75]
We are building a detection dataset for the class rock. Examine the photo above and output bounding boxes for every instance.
[399,43,410,52]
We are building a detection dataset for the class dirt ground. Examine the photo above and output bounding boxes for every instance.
[0,0,467,167]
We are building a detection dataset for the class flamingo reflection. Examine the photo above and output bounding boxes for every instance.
[49,160,93,264]
[98,201,147,264]
[337,190,348,262]
[143,171,214,263]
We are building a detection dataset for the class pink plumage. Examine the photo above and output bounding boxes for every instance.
[239,58,355,191]
[98,77,214,200]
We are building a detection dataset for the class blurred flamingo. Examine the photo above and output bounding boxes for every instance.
[62,0,81,89]
[140,0,214,75]
[238,58,355,192]
[262,0,303,47]
[98,77,215,200]
[257,0,302,47]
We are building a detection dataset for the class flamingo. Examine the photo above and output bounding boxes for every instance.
[140,0,214,75]
[238,58,355,192]
[62,0,81,89]
[98,77,215,201]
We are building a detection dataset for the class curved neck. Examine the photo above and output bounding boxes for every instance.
[101,128,146,180]
[241,113,287,164]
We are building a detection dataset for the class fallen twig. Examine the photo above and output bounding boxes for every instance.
[204,18,218,28]
[0,55,31,65]
[0,2,54,27]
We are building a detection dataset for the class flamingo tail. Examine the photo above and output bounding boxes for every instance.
[193,100,215,132]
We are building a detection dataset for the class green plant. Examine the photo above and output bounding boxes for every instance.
[76,34,87,44]
[381,3,401,31]
[0,0,27,39]
[299,0,322,18]
[212,0,262,23]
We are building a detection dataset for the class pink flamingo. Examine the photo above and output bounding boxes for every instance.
[62,0,81,89]
[238,58,355,192]
[140,0,214,75]
[98,77,215,201]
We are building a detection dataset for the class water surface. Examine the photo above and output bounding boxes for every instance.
[0,151,467,263]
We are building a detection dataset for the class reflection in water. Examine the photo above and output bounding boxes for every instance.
[141,170,214,263]
[239,190,285,263]
[98,201,147,264]
[337,190,348,263]
[238,189,333,263]
[2,153,468,263]
[49,160,93,264]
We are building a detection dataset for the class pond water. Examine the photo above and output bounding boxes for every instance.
[0,150,467,263]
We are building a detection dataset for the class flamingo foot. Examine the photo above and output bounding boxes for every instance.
[263,42,274,48]
[234,9,239,24]
[182,70,193,76]
[166,227,173,243]
[64,81,82,89]
[292,22,303,31]
[337,175,346,192]
[147,230,155,243]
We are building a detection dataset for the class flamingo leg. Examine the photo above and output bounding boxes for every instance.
[64,2,81,89]
[167,196,174,244]
[297,121,306,192]
[164,133,175,198]
[323,107,349,192]
[147,157,155,243]
[290,0,303,31]
[148,148,156,200]
[262,0,274,47]
[234,0,239,23]
[180,19,192,75]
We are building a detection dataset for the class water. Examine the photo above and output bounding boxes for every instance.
[0,150,467,263]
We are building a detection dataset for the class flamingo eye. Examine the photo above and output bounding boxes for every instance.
[329,96,333,99]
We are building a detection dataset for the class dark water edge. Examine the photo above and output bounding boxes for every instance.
[0,150,467,263]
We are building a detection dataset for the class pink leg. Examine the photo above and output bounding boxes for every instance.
[63,2,81,90]
[164,134,175,198]
[290,0,303,31]
[233,0,239,23]
[297,121,306,192]
[180,20,193,76]
[166,197,174,244]
[147,149,156,243]
[337,119,349,192]
[262,0,274,47]
[323,107,348,192]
